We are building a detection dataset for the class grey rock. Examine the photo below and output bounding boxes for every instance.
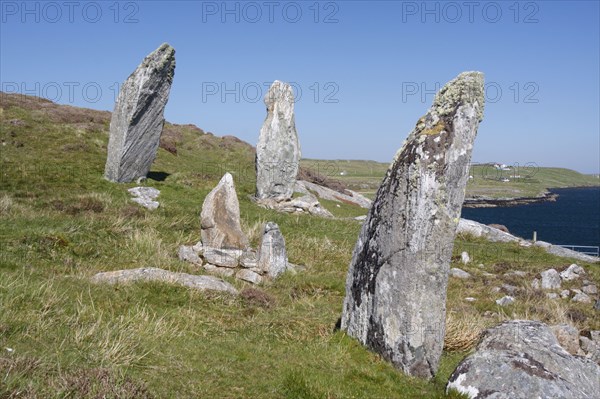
[178,245,202,266]
[531,278,540,290]
[203,247,242,268]
[540,269,561,290]
[240,250,258,269]
[236,269,263,284]
[591,330,600,344]
[90,267,237,295]
[495,296,515,306]
[203,264,235,278]
[595,300,600,311]
[104,43,176,183]
[256,193,333,218]
[341,72,485,378]
[457,218,520,243]
[354,215,368,221]
[447,320,600,398]
[560,263,586,281]
[572,292,592,303]
[295,180,372,209]
[450,268,471,279]
[560,289,571,299]
[546,293,558,300]
[200,173,249,250]
[550,324,580,355]
[255,81,301,201]
[257,222,288,278]
[582,284,598,295]
[460,251,470,264]
[538,243,600,263]
[128,186,160,210]
[192,241,203,254]
[579,336,600,364]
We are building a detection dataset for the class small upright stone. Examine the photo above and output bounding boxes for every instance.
[255,81,301,201]
[257,222,289,278]
[200,173,249,250]
[105,43,176,183]
[341,72,485,378]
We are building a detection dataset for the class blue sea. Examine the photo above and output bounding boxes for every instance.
[461,187,600,249]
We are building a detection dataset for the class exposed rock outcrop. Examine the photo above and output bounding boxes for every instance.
[447,320,600,398]
[104,43,176,183]
[341,72,485,378]
[128,187,160,210]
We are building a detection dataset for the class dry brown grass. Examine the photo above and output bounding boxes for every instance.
[444,311,487,352]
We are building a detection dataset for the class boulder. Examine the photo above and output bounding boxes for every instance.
[450,268,471,279]
[572,292,592,303]
[447,320,600,398]
[200,173,249,250]
[104,43,176,183]
[255,81,301,201]
[341,72,485,378]
[178,245,202,266]
[257,222,288,278]
[90,267,237,295]
[560,263,586,281]
[203,264,235,278]
[203,248,242,268]
[583,284,598,295]
[540,269,561,290]
[236,269,263,284]
[295,180,372,209]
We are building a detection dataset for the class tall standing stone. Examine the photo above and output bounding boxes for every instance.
[201,173,249,250]
[104,43,176,183]
[257,222,289,278]
[340,72,485,378]
[255,81,301,201]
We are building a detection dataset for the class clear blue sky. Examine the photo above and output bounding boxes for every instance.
[1,0,599,173]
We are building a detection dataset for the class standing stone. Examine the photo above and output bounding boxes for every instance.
[104,43,176,183]
[340,72,485,378]
[257,222,289,278]
[255,81,301,201]
[200,173,249,250]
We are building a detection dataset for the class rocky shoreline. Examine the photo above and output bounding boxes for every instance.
[463,191,559,208]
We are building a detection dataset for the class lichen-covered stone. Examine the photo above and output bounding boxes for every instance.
[447,320,600,398]
[105,43,176,183]
[255,81,301,201]
[340,72,485,378]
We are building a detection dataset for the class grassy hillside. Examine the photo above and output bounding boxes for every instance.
[300,160,599,199]
[1,94,598,398]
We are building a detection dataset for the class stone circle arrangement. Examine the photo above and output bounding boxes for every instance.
[91,42,600,398]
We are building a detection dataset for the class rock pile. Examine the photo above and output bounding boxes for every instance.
[105,43,176,183]
[535,264,597,304]
[341,72,485,378]
[178,173,296,284]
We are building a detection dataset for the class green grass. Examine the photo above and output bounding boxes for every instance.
[300,159,599,199]
[1,94,598,398]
